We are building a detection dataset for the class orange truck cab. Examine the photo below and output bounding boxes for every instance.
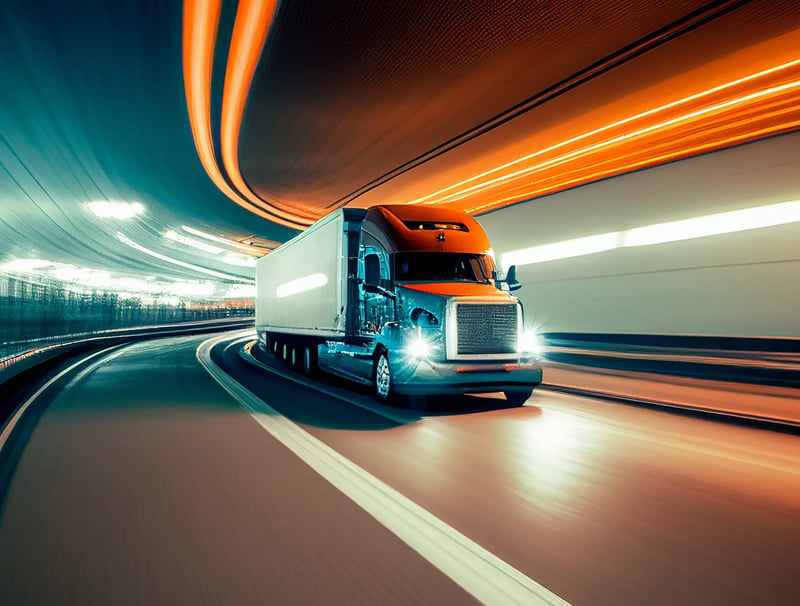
[256,204,542,406]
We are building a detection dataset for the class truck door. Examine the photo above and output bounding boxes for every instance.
[360,238,395,336]
[337,238,395,380]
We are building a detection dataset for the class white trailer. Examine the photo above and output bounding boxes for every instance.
[255,204,542,406]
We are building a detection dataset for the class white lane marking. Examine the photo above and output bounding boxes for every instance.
[198,333,570,606]
[0,345,127,452]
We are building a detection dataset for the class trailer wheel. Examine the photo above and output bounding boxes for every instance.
[302,345,317,376]
[504,388,534,406]
[373,352,392,402]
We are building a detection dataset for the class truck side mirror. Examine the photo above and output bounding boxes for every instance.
[364,254,380,288]
[495,265,522,291]
[506,265,522,291]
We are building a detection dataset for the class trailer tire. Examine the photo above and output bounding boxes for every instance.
[302,345,318,376]
[373,351,392,403]
[504,387,534,406]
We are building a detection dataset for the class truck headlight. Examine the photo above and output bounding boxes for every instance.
[405,336,432,360]
[518,331,542,355]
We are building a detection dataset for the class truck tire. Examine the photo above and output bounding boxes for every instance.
[504,388,534,406]
[373,352,392,402]
[302,345,318,376]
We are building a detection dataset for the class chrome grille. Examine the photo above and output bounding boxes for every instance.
[456,303,518,355]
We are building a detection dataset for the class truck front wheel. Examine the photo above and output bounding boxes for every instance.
[504,388,534,406]
[374,352,392,402]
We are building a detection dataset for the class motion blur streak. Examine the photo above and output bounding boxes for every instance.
[182,0,309,230]
[502,199,800,268]
[181,225,271,256]
[401,58,800,213]
[221,0,316,227]
[116,232,251,282]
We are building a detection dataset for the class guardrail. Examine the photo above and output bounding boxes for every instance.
[0,318,254,387]
[540,332,800,389]
[539,332,800,427]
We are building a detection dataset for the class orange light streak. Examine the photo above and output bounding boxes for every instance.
[183,0,312,230]
[220,0,317,227]
[470,113,800,214]
[453,77,800,208]
[403,59,800,211]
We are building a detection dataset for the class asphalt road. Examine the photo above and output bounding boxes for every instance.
[1,332,799,605]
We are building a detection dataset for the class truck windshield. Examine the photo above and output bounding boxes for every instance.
[394,253,491,283]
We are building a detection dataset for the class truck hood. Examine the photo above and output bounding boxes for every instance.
[399,282,510,298]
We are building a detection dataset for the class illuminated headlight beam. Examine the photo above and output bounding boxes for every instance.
[517,331,543,355]
[276,273,328,298]
[405,336,433,360]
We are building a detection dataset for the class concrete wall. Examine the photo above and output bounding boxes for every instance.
[479,131,800,337]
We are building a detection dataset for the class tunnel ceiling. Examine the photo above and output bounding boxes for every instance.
[1,0,799,298]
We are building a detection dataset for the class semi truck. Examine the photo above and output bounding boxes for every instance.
[255,204,542,405]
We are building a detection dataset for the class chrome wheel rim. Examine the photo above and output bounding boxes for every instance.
[375,354,391,400]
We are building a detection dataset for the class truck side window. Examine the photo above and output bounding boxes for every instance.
[359,240,394,334]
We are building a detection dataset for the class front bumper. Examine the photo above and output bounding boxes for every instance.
[389,356,543,396]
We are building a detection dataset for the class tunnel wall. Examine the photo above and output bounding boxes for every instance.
[478,130,800,337]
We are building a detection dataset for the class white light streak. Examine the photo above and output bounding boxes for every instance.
[166,281,216,297]
[219,253,257,267]
[501,199,800,269]
[86,200,145,219]
[181,225,271,253]
[164,230,224,254]
[622,199,800,247]
[116,232,253,282]
[276,273,328,298]
[502,233,620,268]
[1,258,227,300]
[2,259,54,272]
[224,284,257,298]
